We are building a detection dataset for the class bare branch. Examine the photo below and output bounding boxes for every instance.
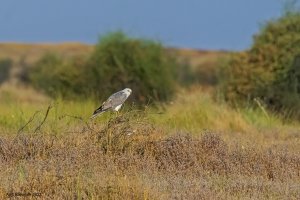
[34,105,52,133]
[17,110,41,134]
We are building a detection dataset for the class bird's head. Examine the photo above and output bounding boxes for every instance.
[124,88,132,95]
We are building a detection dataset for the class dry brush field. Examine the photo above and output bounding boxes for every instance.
[0,87,299,199]
[0,44,299,199]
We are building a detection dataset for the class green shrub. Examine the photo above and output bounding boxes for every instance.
[29,32,177,104]
[0,58,12,84]
[30,53,88,98]
[86,32,177,104]
[220,11,300,118]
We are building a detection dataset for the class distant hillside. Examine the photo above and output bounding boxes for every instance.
[0,43,93,64]
[0,43,231,85]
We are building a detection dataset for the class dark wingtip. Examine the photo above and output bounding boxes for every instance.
[90,106,101,119]
[90,113,98,119]
[90,105,107,119]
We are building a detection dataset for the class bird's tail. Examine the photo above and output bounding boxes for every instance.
[90,106,107,119]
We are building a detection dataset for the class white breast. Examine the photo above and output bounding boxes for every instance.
[114,104,122,111]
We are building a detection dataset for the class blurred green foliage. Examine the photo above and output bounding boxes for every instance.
[86,32,177,103]
[220,11,300,118]
[30,54,87,98]
[29,32,177,104]
[0,58,12,84]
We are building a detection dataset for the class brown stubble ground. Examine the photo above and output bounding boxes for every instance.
[0,113,299,199]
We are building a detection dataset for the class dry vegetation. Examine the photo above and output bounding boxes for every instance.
[0,115,298,199]
[0,43,93,64]
[0,86,299,199]
[0,43,299,199]
[0,114,299,199]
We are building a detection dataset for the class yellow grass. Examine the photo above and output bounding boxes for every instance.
[0,85,299,198]
[0,43,93,64]
[0,43,299,198]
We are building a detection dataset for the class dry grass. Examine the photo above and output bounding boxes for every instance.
[0,110,299,199]
[0,70,300,198]
[0,43,93,64]
[1,43,299,199]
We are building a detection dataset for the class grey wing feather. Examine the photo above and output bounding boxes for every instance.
[106,91,128,107]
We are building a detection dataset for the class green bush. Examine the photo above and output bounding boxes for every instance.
[0,58,12,84]
[30,53,88,98]
[86,32,176,103]
[29,32,177,104]
[220,11,300,118]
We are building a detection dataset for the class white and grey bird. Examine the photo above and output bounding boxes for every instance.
[90,88,132,119]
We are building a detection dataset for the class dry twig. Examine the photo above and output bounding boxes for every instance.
[17,110,41,134]
[34,105,52,133]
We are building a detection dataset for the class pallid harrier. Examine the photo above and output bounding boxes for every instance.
[90,88,132,119]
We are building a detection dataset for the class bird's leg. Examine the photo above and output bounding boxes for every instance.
[114,105,122,118]
[116,110,120,118]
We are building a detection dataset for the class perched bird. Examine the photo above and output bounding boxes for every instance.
[90,88,132,119]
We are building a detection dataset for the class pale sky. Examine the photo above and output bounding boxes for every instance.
[0,0,292,50]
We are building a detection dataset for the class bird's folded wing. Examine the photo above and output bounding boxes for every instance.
[108,92,128,106]
[101,99,113,110]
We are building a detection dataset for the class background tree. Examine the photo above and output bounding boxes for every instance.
[220,10,300,118]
